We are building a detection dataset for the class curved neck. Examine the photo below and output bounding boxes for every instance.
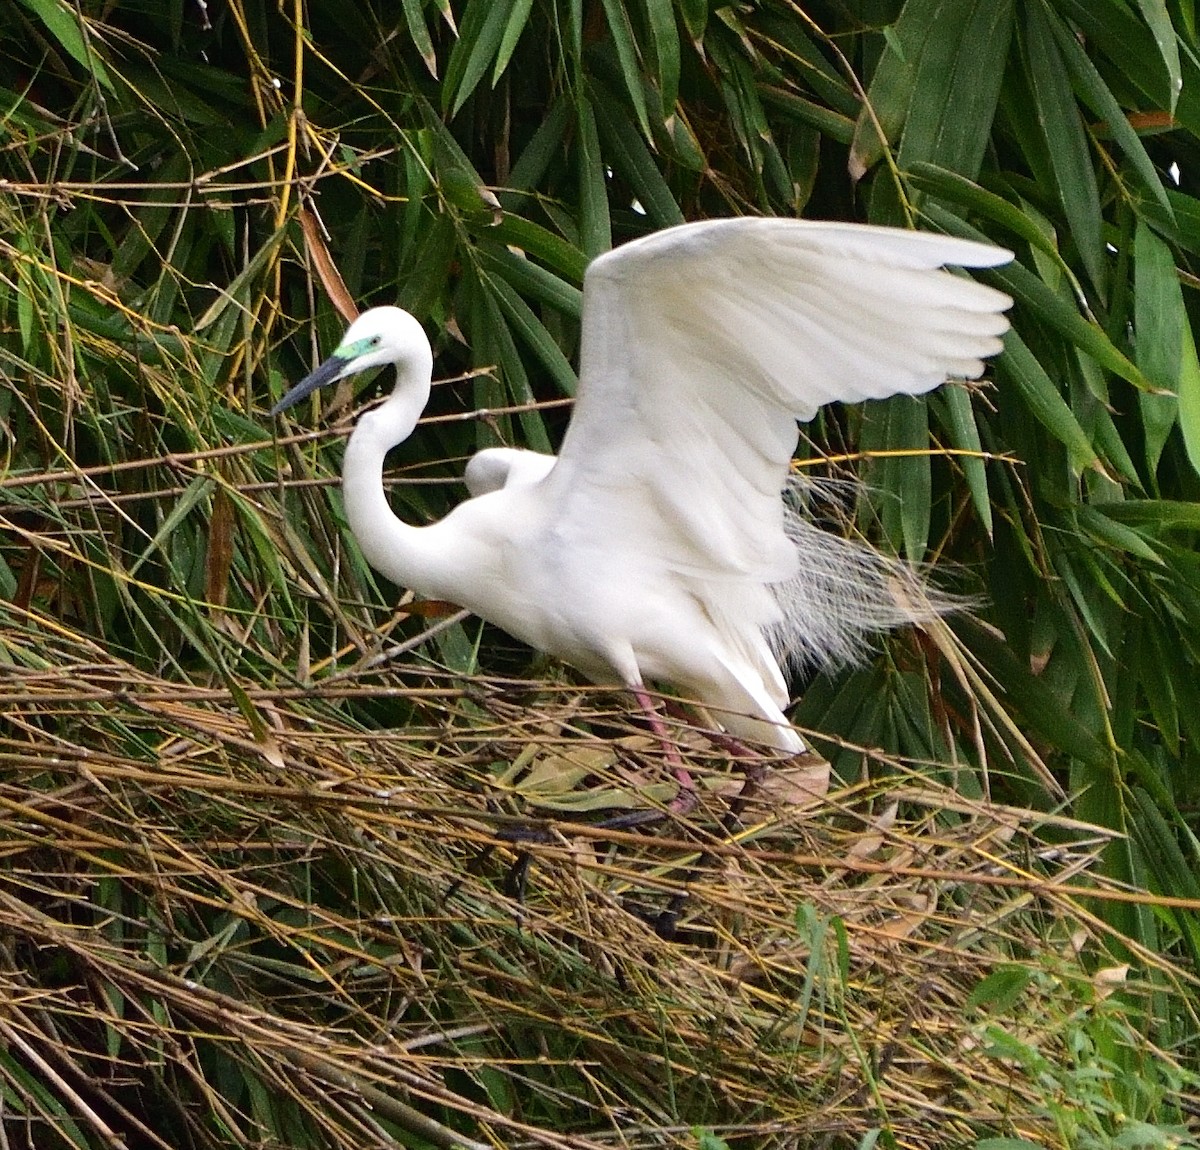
[340,372,450,597]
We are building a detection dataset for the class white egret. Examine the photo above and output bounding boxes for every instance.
[272,218,1012,767]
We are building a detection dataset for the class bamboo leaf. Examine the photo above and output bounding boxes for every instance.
[1053,0,1177,110]
[504,99,571,202]
[1100,499,1200,533]
[1076,507,1163,565]
[490,215,588,283]
[907,162,1060,258]
[1136,629,1180,756]
[850,0,944,179]
[597,0,651,138]
[481,269,579,398]
[398,212,458,321]
[1177,313,1200,480]
[957,617,1111,769]
[590,83,685,228]
[859,396,930,561]
[401,0,438,77]
[1023,0,1105,293]
[892,399,931,562]
[194,222,290,332]
[641,0,680,114]
[493,0,535,87]
[996,330,1101,475]
[1165,189,1200,255]
[443,0,516,117]
[759,85,855,144]
[1132,0,1182,113]
[128,477,214,578]
[577,96,612,259]
[473,277,554,453]
[16,0,115,92]
[1044,7,1172,217]
[477,244,583,319]
[896,0,1013,181]
[677,0,707,42]
[937,383,993,536]
[1134,218,1181,475]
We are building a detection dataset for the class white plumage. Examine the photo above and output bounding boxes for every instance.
[273,218,1012,754]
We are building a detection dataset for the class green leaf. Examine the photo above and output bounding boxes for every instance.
[907,163,1059,259]
[565,0,583,60]
[974,1140,1048,1150]
[1054,0,1177,110]
[1023,0,1104,292]
[966,965,1034,1013]
[1133,0,1182,113]
[881,22,906,63]
[481,269,579,398]
[937,383,992,535]
[642,0,680,114]
[996,330,1100,475]
[398,212,459,321]
[128,477,214,577]
[1128,782,1200,968]
[477,243,582,319]
[759,85,856,144]
[504,99,571,202]
[676,0,707,42]
[194,220,289,332]
[850,0,944,178]
[490,214,588,282]
[1134,219,1182,475]
[895,0,1013,181]
[1165,188,1200,256]
[473,277,555,452]
[590,83,685,228]
[401,0,438,77]
[1101,499,1200,533]
[16,0,115,92]
[1044,7,1172,217]
[443,0,516,116]
[957,617,1111,769]
[1178,315,1200,480]
[418,98,499,221]
[597,0,651,138]
[493,0,535,86]
[577,96,612,259]
[892,399,932,562]
[860,396,930,560]
[1135,626,1180,756]
[1076,506,1163,565]
[709,37,771,177]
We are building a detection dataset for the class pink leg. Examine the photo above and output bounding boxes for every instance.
[629,685,696,815]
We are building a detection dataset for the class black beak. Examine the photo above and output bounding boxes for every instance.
[270,354,347,416]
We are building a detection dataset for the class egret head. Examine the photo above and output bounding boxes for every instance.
[271,306,431,416]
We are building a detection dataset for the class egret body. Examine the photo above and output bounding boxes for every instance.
[272,219,1012,755]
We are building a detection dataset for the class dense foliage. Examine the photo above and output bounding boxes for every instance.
[1,0,1199,1147]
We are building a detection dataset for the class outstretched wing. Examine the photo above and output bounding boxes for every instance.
[538,218,1012,582]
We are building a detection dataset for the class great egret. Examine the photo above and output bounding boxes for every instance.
[272,218,1012,765]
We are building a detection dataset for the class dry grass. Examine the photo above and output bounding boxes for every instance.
[2,599,1193,1149]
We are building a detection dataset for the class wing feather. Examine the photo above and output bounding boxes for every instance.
[539,219,1012,585]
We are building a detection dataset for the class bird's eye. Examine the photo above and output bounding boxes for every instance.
[369,335,382,346]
